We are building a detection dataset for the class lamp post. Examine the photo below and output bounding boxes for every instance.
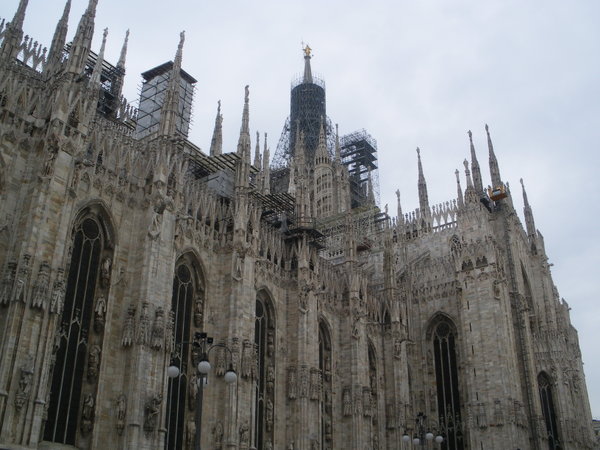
[402,412,444,448]
[167,332,237,450]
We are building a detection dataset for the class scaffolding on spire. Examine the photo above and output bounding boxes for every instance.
[340,129,379,208]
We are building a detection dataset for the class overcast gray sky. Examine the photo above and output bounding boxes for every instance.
[3,0,599,418]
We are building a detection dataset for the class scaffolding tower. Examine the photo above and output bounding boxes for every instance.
[340,129,379,208]
[134,61,196,139]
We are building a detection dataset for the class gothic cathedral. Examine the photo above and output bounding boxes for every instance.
[0,1,595,449]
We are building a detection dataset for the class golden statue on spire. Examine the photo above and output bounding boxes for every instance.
[303,43,312,57]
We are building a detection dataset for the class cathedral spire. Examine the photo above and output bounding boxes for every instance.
[396,189,404,225]
[417,147,430,214]
[159,31,185,137]
[486,124,502,187]
[237,85,251,165]
[463,159,479,204]
[334,123,341,164]
[455,169,464,208]
[367,169,375,204]
[45,0,71,74]
[67,0,98,75]
[89,28,107,86]
[254,131,261,169]
[468,130,484,195]
[209,100,223,156]
[315,116,329,165]
[520,178,537,238]
[302,44,313,84]
[262,132,270,194]
[117,29,129,70]
[0,0,29,61]
[235,86,251,188]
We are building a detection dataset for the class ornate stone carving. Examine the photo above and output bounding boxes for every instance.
[150,307,164,350]
[80,393,95,435]
[13,254,30,303]
[31,261,50,309]
[143,393,162,432]
[299,365,309,398]
[0,261,17,305]
[386,402,396,429]
[266,398,274,431]
[165,309,175,353]
[212,421,224,449]
[363,387,371,417]
[215,345,226,376]
[188,372,198,411]
[266,364,275,395]
[87,345,101,382]
[186,420,195,448]
[288,366,297,399]
[137,302,149,345]
[122,304,136,347]
[267,328,275,357]
[116,394,127,435]
[14,355,34,411]
[239,421,250,448]
[343,387,352,417]
[241,339,254,379]
[310,367,321,401]
[94,295,107,332]
[193,291,204,327]
[393,338,402,359]
[49,269,65,314]
[100,257,111,288]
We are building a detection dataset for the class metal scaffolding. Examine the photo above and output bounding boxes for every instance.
[134,61,196,139]
[340,129,380,208]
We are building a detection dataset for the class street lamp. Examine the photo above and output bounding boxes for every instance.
[167,332,237,450]
[402,412,444,447]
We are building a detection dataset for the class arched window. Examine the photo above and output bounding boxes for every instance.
[45,212,112,445]
[254,292,275,449]
[319,320,333,449]
[432,319,463,450]
[538,372,561,449]
[165,256,204,450]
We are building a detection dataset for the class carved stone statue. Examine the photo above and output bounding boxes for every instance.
[193,292,204,327]
[116,394,127,435]
[266,364,275,394]
[241,339,253,379]
[137,302,149,345]
[0,261,17,305]
[288,366,297,399]
[343,387,352,417]
[150,307,164,350]
[267,329,275,357]
[239,421,249,448]
[12,254,30,303]
[100,257,111,288]
[94,295,107,332]
[122,304,136,347]
[87,345,101,382]
[31,261,50,309]
[80,394,95,434]
[266,398,274,431]
[213,421,224,449]
[144,393,162,432]
[188,372,198,411]
[299,365,309,398]
[186,420,195,447]
[49,269,65,314]
[14,356,34,411]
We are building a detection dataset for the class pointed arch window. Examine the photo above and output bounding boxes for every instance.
[165,257,203,450]
[319,321,333,449]
[254,293,275,449]
[432,320,464,450]
[45,214,111,445]
[538,372,561,449]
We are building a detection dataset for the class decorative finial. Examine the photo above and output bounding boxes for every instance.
[468,130,473,141]
[303,43,311,57]
[416,147,420,156]
[244,85,249,103]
